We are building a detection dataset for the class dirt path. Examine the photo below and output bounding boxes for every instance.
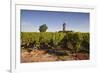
[21,49,89,63]
[21,49,58,63]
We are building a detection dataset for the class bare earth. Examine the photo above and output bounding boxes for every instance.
[21,49,89,63]
[21,49,73,63]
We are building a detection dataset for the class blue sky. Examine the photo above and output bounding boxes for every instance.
[21,10,90,32]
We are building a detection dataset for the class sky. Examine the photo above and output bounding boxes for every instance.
[21,10,90,32]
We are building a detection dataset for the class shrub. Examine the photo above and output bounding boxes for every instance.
[21,32,89,54]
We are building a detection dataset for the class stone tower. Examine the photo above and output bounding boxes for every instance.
[63,22,66,31]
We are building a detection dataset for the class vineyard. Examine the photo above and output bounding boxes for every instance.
[21,32,89,63]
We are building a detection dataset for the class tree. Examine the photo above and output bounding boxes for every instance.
[39,24,48,32]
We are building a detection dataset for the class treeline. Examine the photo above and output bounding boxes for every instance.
[21,32,89,55]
